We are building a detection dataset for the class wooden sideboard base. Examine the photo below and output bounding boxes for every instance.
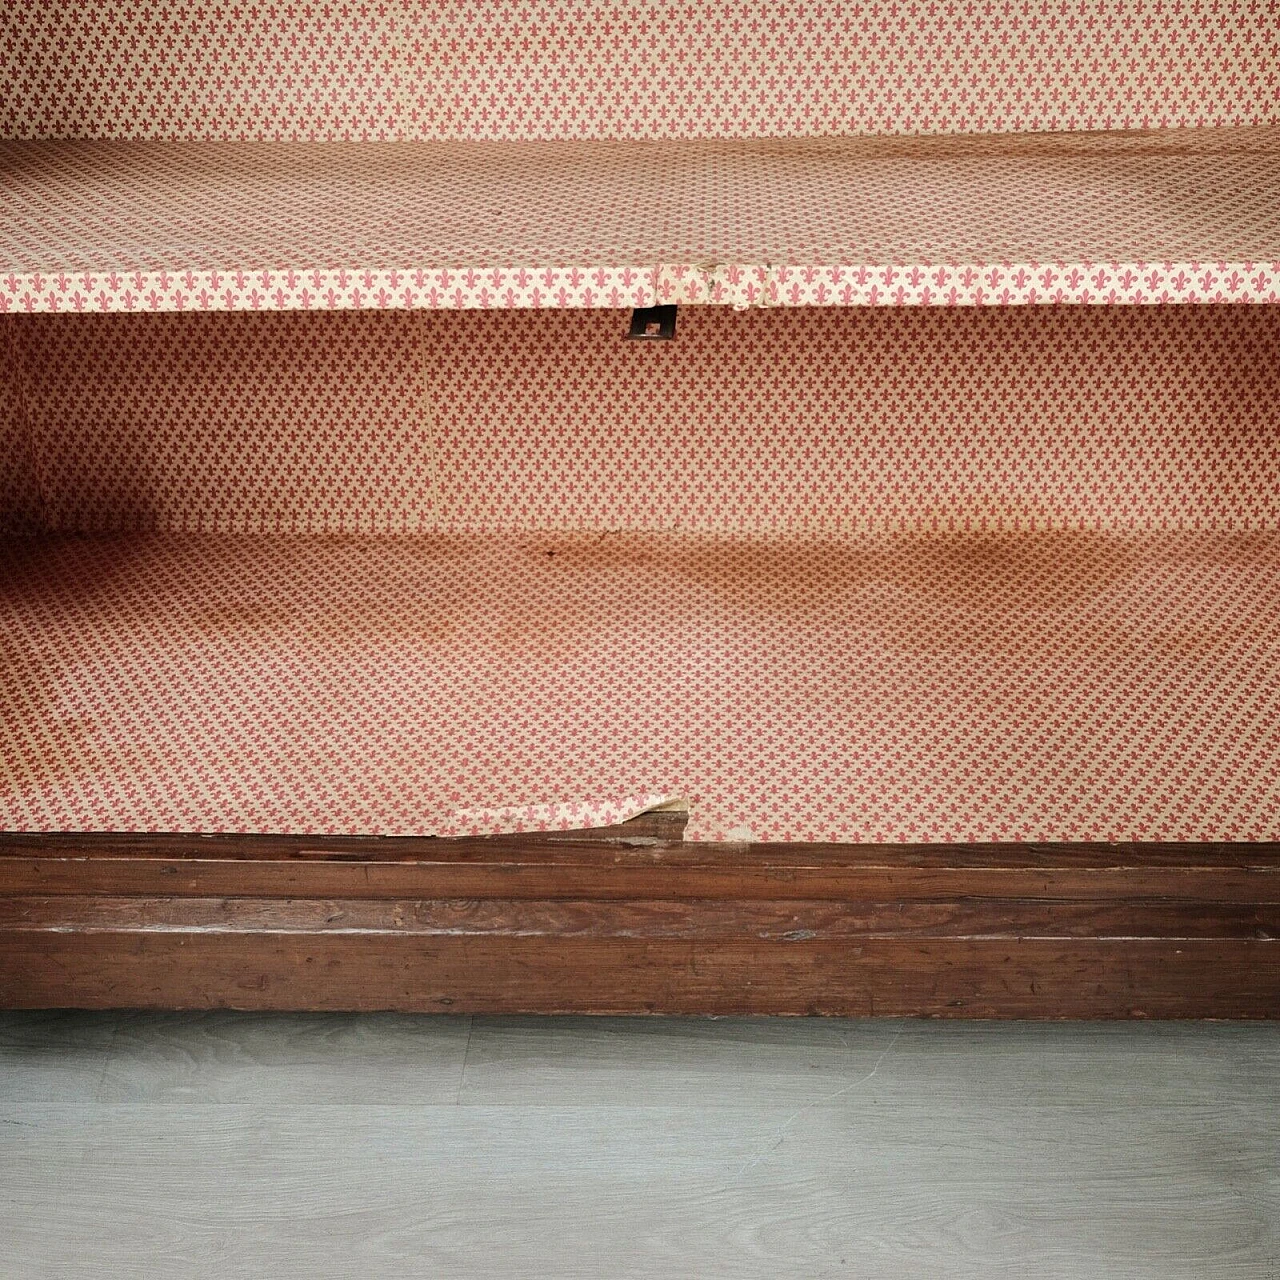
[2,815,1278,1017]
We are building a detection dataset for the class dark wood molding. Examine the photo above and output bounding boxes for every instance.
[3,821,1278,902]
[2,815,1278,1016]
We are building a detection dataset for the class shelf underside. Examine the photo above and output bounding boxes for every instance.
[3,527,1279,844]
[4,128,1279,313]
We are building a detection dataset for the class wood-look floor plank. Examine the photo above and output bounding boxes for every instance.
[95,1011,473,1105]
[0,1010,118,1104]
[3,1016,1278,1278]
[1,1098,1276,1279]
[458,1016,1280,1110]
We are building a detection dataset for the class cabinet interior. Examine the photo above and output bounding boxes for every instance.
[2,2,1280,1017]
[4,304,1279,842]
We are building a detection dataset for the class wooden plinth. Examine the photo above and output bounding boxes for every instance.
[1,815,1277,1017]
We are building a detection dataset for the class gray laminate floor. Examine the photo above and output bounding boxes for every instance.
[1,1014,1278,1279]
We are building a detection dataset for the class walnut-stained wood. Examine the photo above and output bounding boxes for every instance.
[3,933,1277,1017]
[2,817,1278,903]
[2,895,1277,940]
[1,815,1278,1016]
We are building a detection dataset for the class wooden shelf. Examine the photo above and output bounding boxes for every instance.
[3,127,1279,313]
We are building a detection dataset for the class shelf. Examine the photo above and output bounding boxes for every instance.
[3,527,1279,843]
[3,127,1279,314]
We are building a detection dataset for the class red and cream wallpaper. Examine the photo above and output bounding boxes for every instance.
[4,306,1280,842]
[410,0,1280,141]
[4,5,1280,842]
[7,129,1278,315]
[5,2,1278,142]
[426,306,1280,534]
[0,322,37,533]
[4,306,1279,536]
[3,524,1279,843]
[10,311,434,534]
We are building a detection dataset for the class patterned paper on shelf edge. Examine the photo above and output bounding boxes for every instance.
[5,261,1280,314]
[441,793,689,838]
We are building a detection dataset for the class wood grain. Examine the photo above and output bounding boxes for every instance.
[2,817,1277,1015]
[2,894,1276,939]
[2,1014,1279,1278]
[2,820,1278,904]
[4,932,1278,1016]
[456,1016,1280,1109]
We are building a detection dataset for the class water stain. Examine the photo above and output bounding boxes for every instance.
[507,527,1280,661]
[525,527,1146,614]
